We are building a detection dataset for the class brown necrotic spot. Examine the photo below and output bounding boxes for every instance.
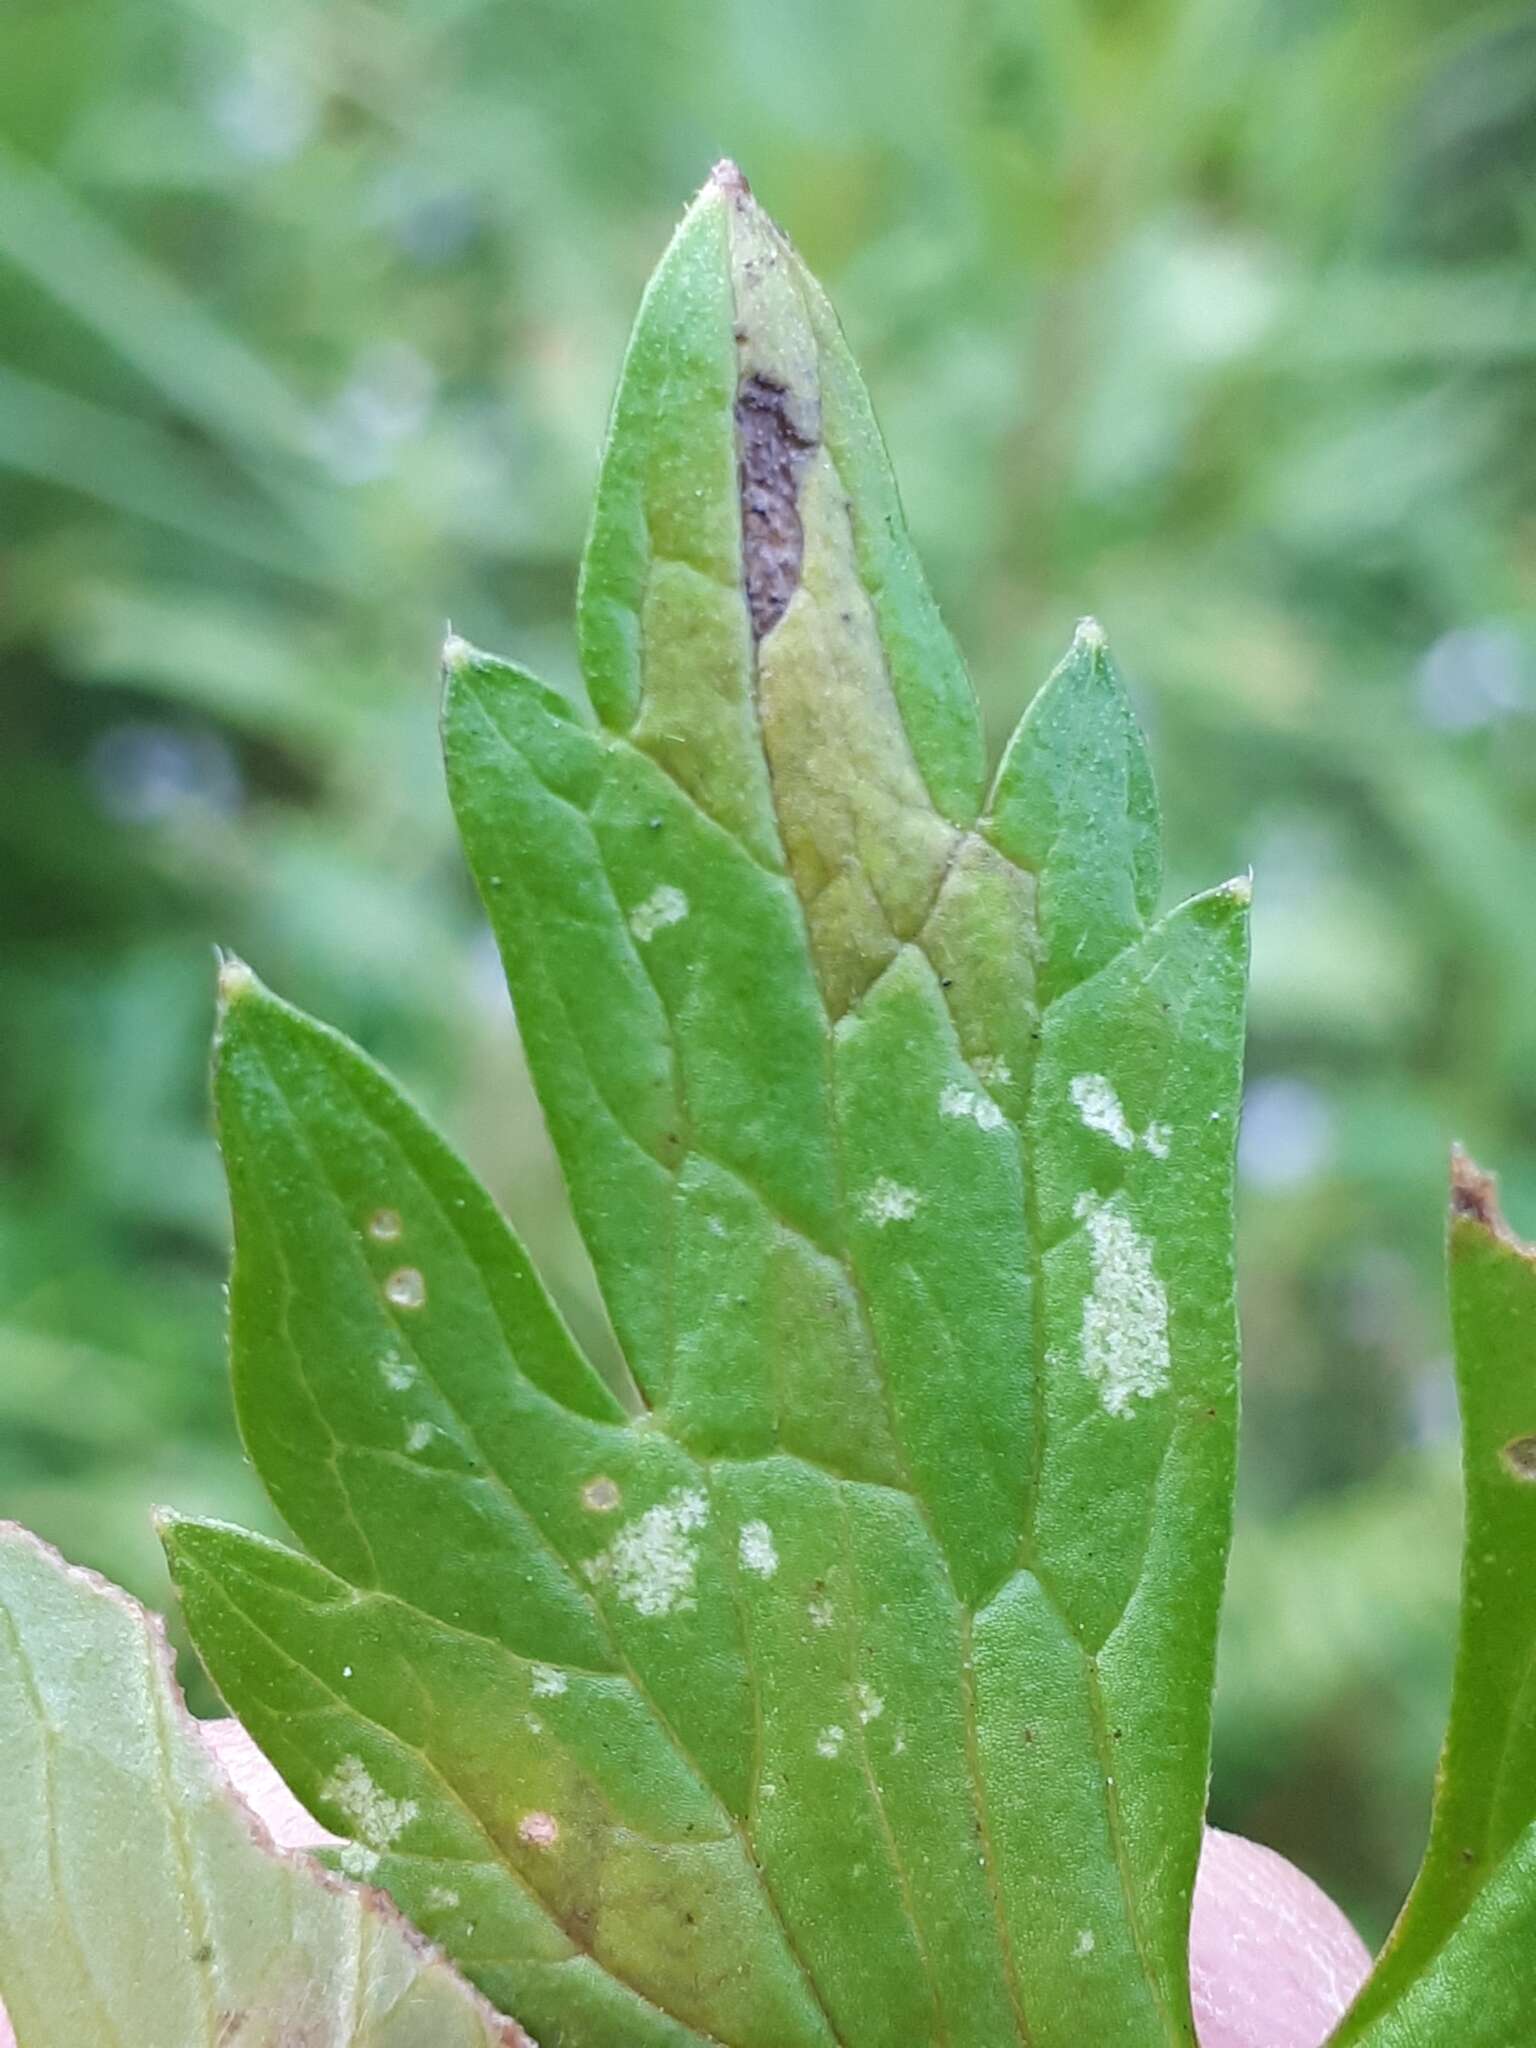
[1451,1146,1536,1257]
[736,373,817,641]
[1502,1435,1536,1481]
[1451,1151,1501,1229]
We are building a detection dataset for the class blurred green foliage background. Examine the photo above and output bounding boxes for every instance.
[3,0,1535,1945]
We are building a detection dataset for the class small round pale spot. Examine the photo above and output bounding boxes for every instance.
[1502,1435,1536,1481]
[384,1267,426,1310]
[518,1810,559,1849]
[368,1208,403,1243]
[582,1476,622,1513]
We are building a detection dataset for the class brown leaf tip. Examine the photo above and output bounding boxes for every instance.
[1451,1145,1536,1257]
[1451,1147,1501,1229]
[710,158,753,203]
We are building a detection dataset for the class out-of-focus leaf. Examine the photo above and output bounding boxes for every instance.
[0,1521,521,2048]
[1334,1154,1536,2042]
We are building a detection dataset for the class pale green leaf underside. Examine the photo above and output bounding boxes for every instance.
[1334,1159,1536,2045]
[169,167,1249,2048]
[0,1523,516,2048]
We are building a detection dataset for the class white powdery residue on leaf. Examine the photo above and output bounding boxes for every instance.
[628,884,689,943]
[1073,1192,1171,1417]
[1071,1073,1173,1158]
[530,1662,567,1697]
[815,1726,846,1759]
[855,1683,884,1724]
[860,1177,921,1227]
[322,1755,419,1851]
[1075,1929,1096,1959]
[939,1082,1006,1133]
[404,1420,434,1453]
[424,1886,461,1912]
[1070,1073,1135,1151]
[582,1487,709,1617]
[738,1519,779,1578]
[807,1595,835,1630]
[379,1351,415,1392]
[971,1055,1012,1091]
[337,1843,380,1879]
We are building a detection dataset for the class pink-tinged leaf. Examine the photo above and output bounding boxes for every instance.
[0,1523,524,2048]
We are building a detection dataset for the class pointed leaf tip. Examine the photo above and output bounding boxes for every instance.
[709,157,752,200]
[1451,1146,1498,1226]
[1073,614,1109,654]
[441,629,481,676]
[1450,1146,1534,1255]
[215,952,257,1007]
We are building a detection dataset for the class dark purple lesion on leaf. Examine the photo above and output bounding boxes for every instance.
[1451,1145,1536,1258]
[736,372,818,642]
[1451,1148,1501,1230]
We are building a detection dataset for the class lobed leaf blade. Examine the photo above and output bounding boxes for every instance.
[176,163,1253,2048]
[163,1515,834,2048]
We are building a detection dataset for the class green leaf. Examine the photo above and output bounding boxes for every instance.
[1333,1153,1536,2045]
[169,164,1249,2048]
[1335,1818,1536,2046]
[0,1521,519,2048]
